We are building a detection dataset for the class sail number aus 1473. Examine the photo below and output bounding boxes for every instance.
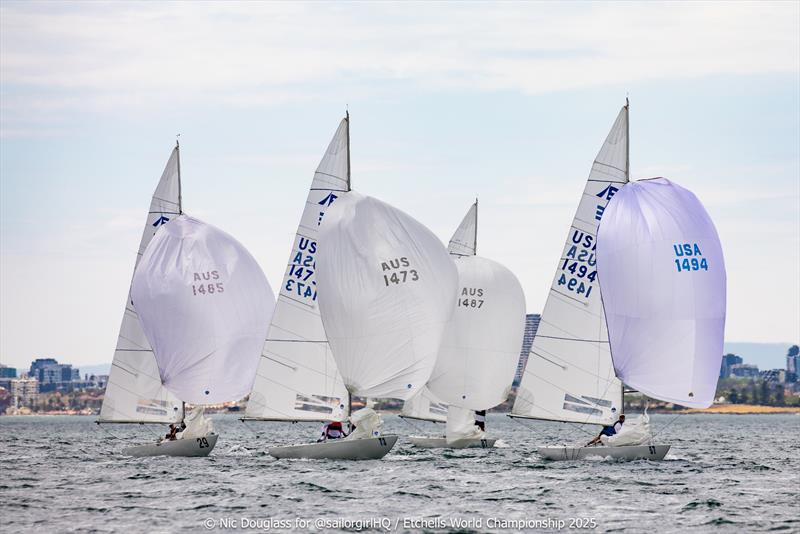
[381,257,419,286]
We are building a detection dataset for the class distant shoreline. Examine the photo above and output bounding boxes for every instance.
[675,404,800,415]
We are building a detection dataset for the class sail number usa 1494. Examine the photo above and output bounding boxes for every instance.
[673,243,708,272]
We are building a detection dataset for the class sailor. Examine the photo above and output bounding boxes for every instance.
[474,410,486,432]
[317,421,346,442]
[587,414,625,446]
[164,424,179,441]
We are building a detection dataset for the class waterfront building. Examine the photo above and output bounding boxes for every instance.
[513,313,541,387]
[730,363,760,378]
[10,377,39,408]
[720,353,744,378]
[0,364,17,379]
[29,358,81,392]
[787,345,799,381]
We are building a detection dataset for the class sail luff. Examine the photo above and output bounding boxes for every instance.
[511,105,629,425]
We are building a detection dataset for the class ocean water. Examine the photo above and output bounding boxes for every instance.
[1,413,798,533]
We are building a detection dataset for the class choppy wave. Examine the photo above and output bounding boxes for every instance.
[1,413,798,532]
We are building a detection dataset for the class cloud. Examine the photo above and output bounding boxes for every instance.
[1,1,798,133]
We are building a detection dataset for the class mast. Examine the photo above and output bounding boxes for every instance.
[625,98,630,181]
[473,197,478,255]
[176,138,183,214]
[181,401,186,424]
[345,110,351,192]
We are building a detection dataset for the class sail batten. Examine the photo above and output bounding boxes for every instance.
[244,118,351,423]
[512,106,629,425]
[99,146,184,424]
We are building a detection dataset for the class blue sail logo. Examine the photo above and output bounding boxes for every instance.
[152,215,170,227]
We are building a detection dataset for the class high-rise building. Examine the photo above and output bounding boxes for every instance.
[10,377,39,408]
[29,358,80,392]
[720,353,744,378]
[0,364,17,379]
[730,363,759,378]
[786,345,799,382]
[514,313,541,387]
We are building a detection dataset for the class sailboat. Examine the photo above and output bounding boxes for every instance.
[314,191,459,459]
[406,200,527,449]
[98,145,275,457]
[240,115,372,459]
[512,102,725,461]
[97,144,196,455]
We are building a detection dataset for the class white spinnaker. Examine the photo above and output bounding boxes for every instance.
[131,215,275,405]
[597,178,726,408]
[317,193,459,400]
[448,200,478,256]
[400,200,479,421]
[427,255,526,410]
[99,146,184,424]
[401,386,448,423]
[512,106,628,425]
[446,405,484,444]
[245,118,350,422]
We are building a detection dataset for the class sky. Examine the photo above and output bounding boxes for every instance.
[1,1,798,369]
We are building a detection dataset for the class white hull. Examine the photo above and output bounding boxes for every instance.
[122,433,218,457]
[538,444,670,461]
[269,435,398,460]
[408,436,496,449]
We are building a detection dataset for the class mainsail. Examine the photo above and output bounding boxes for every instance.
[597,178,726,408]
[99,145,184,424]
[317,193,459,400]
[512,105,629,425]
[131,215,275,405]
[447,200,478,257]
[244,118,351,422]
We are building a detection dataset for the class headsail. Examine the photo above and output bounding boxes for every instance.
[317,193,459,400]
[597,178,726,408]
[131,215,275,405]
[244,118,351,422]
[512,105,629,425]
[447,199,478,256]
[99,146,184,424]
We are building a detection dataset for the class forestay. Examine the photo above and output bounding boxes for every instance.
[597,178,726,408]
[131,215,275,405]
[427,255,526,410]
[401,386,448,423]
[317,193,458,400]
[99,146,183,424]
[512,106,628,425]
[244,118,350,422]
